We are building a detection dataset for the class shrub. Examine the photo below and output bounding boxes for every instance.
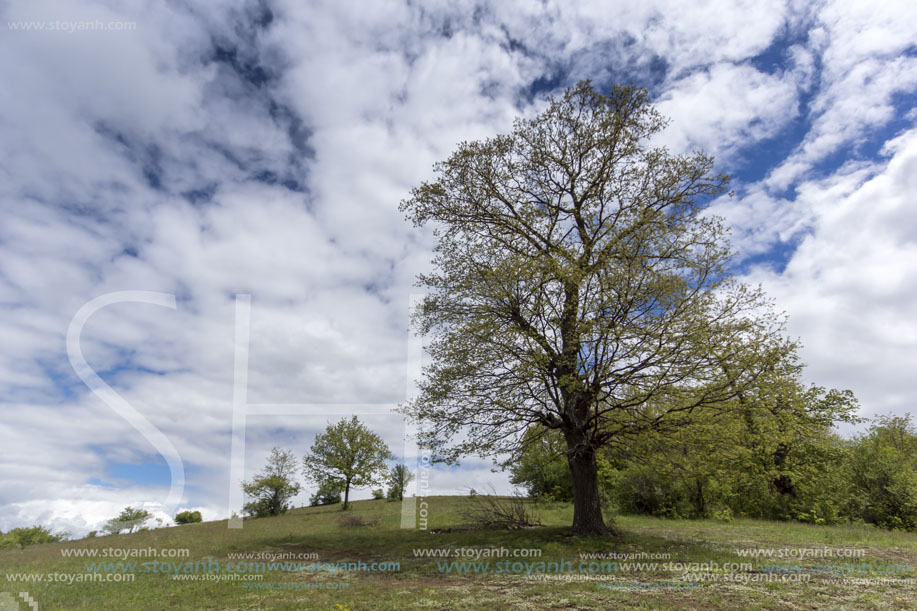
[338,515,379,528]
[310,480,343,506]
[459,486,542,530]
[174,511,203,525]
[0,526,69,549]
[371,489,385,500]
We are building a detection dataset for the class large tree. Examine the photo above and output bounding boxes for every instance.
[400,81,790,536]
[303,416,392,510]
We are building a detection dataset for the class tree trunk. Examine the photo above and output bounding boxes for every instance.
[566,433,610,536]
[772,443,797,497]
[343,480,351,510]
[693,477,706,517]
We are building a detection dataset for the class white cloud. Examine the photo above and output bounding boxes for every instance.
[654,63,799,160]
[766,0,917,188]
[747,127,917,425]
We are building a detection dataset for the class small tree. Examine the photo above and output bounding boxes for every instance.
[386,464,415,501]
[303,416,392,510]
[174,510,203,525]
[242,447,302,518]
[103,507,152,534]
[309,480,343,506]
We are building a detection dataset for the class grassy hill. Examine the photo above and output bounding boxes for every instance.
[2,496,916,610]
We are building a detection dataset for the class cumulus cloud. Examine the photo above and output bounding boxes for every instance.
[654,62,800,160]
[766,0,917,189]
[747,127,917,426]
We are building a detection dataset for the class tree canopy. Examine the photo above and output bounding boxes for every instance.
[302,416,392,510]
[103,506,152,534]
[387,463,415,501]
[174,510,203,525]
[401,80,793,535]
[241,447,302,518]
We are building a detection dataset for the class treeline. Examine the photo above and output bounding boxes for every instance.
[511,406,917,530]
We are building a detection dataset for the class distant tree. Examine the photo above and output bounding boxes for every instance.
[174,510,203,525]
[386,464,415,501]
[242,447,302,518]
[103,507,152,534]
[371,488,385,500]
[309,480,343,506]
[0,525,69,548]
[303,416,392,510]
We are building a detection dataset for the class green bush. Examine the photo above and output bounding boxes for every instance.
[0,525,69,548]
[174,511,203,525]
[310,480,343,506]
[508,427,573,502]
[847,415,917,530]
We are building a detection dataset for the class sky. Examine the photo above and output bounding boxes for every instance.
[1,0,916,537]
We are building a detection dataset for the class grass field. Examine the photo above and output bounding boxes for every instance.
[2,497,916,610]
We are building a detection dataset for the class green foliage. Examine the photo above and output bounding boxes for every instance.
[371,488,385,500]
[309,480,343,506]
[508,426,573,502]
[386,464,414,501]
[847,414,917,530]
[242,447,302,518]
[0,525,69,548]
[400,80,792,536]
[174,510,202,525]
[506,371,899,530]
[303,416,392,510]
[103,507,152,534]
